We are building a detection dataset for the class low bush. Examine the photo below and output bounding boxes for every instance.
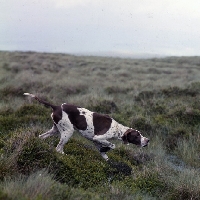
[165,127,189,151]
[50,83,88,97]
[15,104,50,117]
[167,168,200,200]
[0,155,17,180]
[175,134,200,167]
[0,104,51,133]
[0,86,25,99]
[169,107,200,126]
[0,107,14,117]
[135,84,200,102]
[135,90,158,102]
[0,190,10,200]
[161,86,198,97]
[130,116,153,132]
[4,131,135,189]
[87,99,118,114]
[105,86,132,94]
[1,170,87,200]
[2,62,21,73]
[133,172,166,196]
[110,146,154,166]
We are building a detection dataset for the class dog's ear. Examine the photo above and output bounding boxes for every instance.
[122,129,132,144]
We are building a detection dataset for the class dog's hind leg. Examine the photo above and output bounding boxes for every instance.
[39,124,59,139]
[56,131,73,154]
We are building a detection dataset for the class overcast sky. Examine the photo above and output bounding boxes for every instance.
[1,0,200,57]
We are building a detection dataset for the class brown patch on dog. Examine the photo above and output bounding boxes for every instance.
[93,113,112,135]
[51,106,62,124]
[122,129,141,146]
[62,104,87,130]
[122,129,132,144]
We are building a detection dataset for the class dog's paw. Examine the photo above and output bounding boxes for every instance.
[93,135,99,141]
[57,151,66,155]
[100,152,109,161]
[109,143,115,149]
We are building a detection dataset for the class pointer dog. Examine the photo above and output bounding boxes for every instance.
[24,93,149,160]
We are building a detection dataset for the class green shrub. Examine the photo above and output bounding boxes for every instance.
[169,189,200,200]
[110,146,154,166]
[130,117,153,132]
[7,131,138,189]
[161,86,197,97]
[0,190,11,200]
[135,85,200,102]
[117,170,167,198]
[17,137,54,174]
[0,86,25,99]
[87,99,118,114]
[135,90,158,102]
[1,170,73,200]
[0,107,14,116]
[149,102,167,115]
[15,104,50,117]
[0,115,23,133]
[11,134,119,188]
[175,134,200,167]
[105,86,131,94]
[133,172,166,196]
[50,84,88,96]
[112,112,129,126]
[0,155,17,180]
[165,127,189,151]
[0,105,51,133]
[170,107,200,126]
[167,168,200,200]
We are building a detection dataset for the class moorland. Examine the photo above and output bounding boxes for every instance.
[0,51,200,200]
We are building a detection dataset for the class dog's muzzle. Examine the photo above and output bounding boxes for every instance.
[141,137,150,147]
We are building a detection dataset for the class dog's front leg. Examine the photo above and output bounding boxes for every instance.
[56,131,73,154]
[39,124,59,139]
[93,135,115,149]
[93,141,111,161]
[93,135,116,160]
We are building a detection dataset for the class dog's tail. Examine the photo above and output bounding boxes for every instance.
[24,93,57,110]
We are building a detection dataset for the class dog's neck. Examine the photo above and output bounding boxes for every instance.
[116,123,130,139]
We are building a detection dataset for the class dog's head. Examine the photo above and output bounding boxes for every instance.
[122,129,149,147]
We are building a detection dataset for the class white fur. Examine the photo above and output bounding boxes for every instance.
[56,111,74,154]
[140,134,149,147]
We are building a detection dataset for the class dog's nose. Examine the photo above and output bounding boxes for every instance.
[147,139,150,143]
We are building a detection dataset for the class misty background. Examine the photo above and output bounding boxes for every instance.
[1,0,200,58]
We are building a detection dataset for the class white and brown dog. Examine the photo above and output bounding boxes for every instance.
[24,93,149,161]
